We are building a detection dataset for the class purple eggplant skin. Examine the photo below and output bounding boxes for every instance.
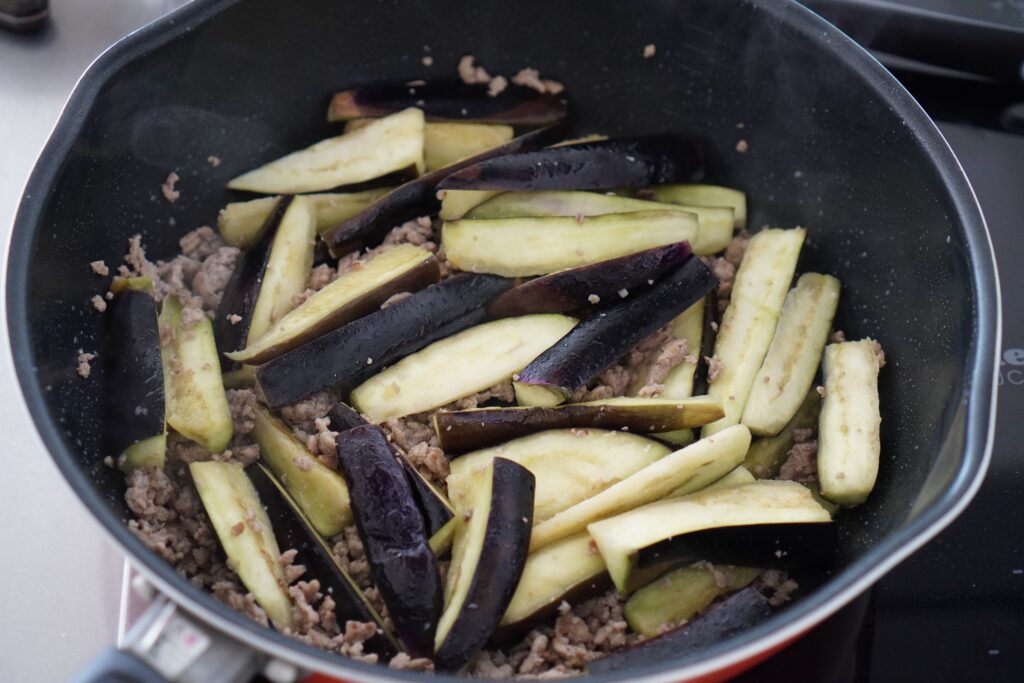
[256,274,513,409]
[246,463,398,656]
[637,522,837,573]
[437,135,703,192]
[327,81,569,126]
[321,124,566,256]
[692,291,719,397]
[587,587,771,675]
[103,289,165,455]
[214,195,292,370]
[517,257,718,401]
[325,401,368,431]
[486,242,692,318]
[434,458,536,671]
[335,424,442,658]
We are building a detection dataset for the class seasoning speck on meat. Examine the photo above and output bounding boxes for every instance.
[76,349,95,378]
[90,260,109,276]
[161,171,181,203]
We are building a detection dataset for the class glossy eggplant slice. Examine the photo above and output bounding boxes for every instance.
[322,124,563,257]
[252,405,352,537]
[189,461,293,631]
[438,189,503,221]
[350,314,577,423]
[588,480,832,592]
[256,273,512,409]
[159,296,233,453]
[529,425,751,552]
[327,81,568,125]
[667,462,755,499]
[103,289,166,469]
[109,276,155,295]
[484,242,691,318]
[228,244,439,364]
[248,463,398,656]
[644,184,748,229]
[432,396,724,453]
[228,108,425,193]
[588,587,771,675]
[345,119,514,173]
[434,458,535,670]
[513,258,717,406]
[217,189,392,249]
[336,424,442,658]
[437,135,702,191]
[447,429,669,525]
[429,517,457,557]
[443,210,699,278]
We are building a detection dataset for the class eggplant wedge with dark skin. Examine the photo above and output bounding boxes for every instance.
[256,273,513,409]
[514,257,718,406]
[485,242,691,318]
[335,424,442,659]
[321,124,565,257]
[434,458,535,671]
[436,135,703,192]
[327,81,569,125]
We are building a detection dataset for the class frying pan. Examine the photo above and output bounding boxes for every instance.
[4,0,1000,681]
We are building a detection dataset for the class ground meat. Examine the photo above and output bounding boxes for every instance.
[90,295,107,313]
[511,68,564,95]
[829,329,846,343]
[488,75,508,97]
[381,414,448,486]
[705,355,724,382]
[389,653,435,671]
[207,155,221,167]
[308,263,337,291]
[642,43,656,58]
[635,337,690,397]
[281,391,335,434]
[571,326,692,402]
[305,416,339,469]
[161,171,181,203]
[702,256,736,314]
[779,428,818,484]
[756,569,799,607]
[227,389,259,437]
[724,231,750,269]
[76,349,95,378]
[90,260,109,276]
[179,226,224,261]
[330,526,372,590]
[458,55,492,84]
[212,580,269,626]
[380,216,435,249]
[452,380,515,410]
[192,246,239,309]
[871,339,887,368]
[736,139,749,153]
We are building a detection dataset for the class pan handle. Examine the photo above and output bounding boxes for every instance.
[71,647,167,683]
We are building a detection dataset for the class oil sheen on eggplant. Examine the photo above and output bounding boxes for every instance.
[335,424,442,659]
[256,274,512,408]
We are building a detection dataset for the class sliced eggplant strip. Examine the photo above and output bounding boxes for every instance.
[745,389,821,480]
[432,396,724,453]
[336,424,442,658]
[817,340,882,506]
[227,244,439,364]
[217,189,392,249]
[345,119,514,172]
[159,296,232,453]
[117,433,167,473]
[624,564,761,636]
[529,424,751,552]
[438,189,503,221]
[644,184,748,229]
[256,273,512,409]
[588,480,832,592]
[189,461,293,631]
[485,242,692,318]
[743,273,840,436]
[228,108,425,193]
[513,258,717,405]
[702,228,806,436]
[429,517,457,557]
[667,463,755,499]
[447,428,669,525]
[437,136,703,191]
[434,458,535,670]
[443,210,699,277]
[350,314,577,423]
[465,190,733,255]
[322,125,563,257]
[327,81,568,126]
[248,463,398,655]
[109,276,155,295]
[252,405,351,537]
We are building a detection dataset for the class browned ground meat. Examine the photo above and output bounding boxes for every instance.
[756,570,799,607]
[281,391,335,434]
[161,171,181,203]
[76,349,95,378]
[381,414,448,487]
[90,260,109,276]
[779,428,818,484]
[871,339,887,368]
[307,416,339,469]
[705,354,724,382]
[192,246,239,310]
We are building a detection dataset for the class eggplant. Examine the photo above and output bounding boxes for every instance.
[228,244,439,364]
[702,228,806,436]
[327,81,569,125]
[667,462,755,499]
[159,296,233,453]
[321,124,564,257]
[217,189,392,249]
[484,242,691,318]
[228,108,425,193]
[247,463,398,656]
[335,424,442,658]
[256,273,512,409]
[103,289,166,469]
[350,314,577,424]
[447,429,669,525]
[643,183,748,229]
[436,135,702,191]
[251,405,352,537]
[189,461,294,631]
[587,480,832,592]
[345,119,515,173]
[438,189,503,221]
[432,396,724,453]
[109,276,155,295]
[588,587,771,675]
[429,518,457,557]
[434,457,535,670]
[817,340,882,506]
[513,257,717,406]
[443,210,699,278]
[529,424,751,552]
[743,273,841,436]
